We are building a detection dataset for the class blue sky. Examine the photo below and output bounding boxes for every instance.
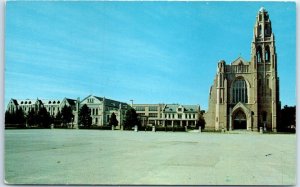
[5,1,296,110]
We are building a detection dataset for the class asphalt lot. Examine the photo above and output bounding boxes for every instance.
[4,129,296,185]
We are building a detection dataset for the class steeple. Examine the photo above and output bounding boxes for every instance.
[251,7,277,70]
[251,7,280,132]
[253,7,273,40]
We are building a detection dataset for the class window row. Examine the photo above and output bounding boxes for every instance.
[20,101,33,104]
[91,108,99,115]
[256,46,271,63]
[257,20,271,37]
[135,106,145,111]
[149,106,158,111]
[164,113,196,119]
[87,98,94,103]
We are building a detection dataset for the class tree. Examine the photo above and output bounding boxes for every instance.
[78,104,92,128]
[196,111,206,130]
[109,112,118,127]
[61,105,74,127]
[54,110,62,127]
[5,111,13,125]
[123,108,140,130]
[27,108,37,127]
[5,108,26,128]
[37,107,52,128]
[15,108,26,125]
[279,105,296,132]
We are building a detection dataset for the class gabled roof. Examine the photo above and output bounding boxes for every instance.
[163,104,199,113]
[231,57,249,65]
[80,95,92,102]
[17,99,37,105]
[94,96,104,102]
[42,99,61,105]
[11,99,18,105]
[104,98,128,108]
[65,98,76,106]
[163,104,178,113]
[80,95,128,108]
[9,98,61,106]
[182,105,200,112]
[80,95,103,103]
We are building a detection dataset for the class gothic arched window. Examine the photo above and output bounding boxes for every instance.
[265,23,271,36]
[265,46,270,63]
[232,79,248,104]
[256,46,262,63]
[258,24,262,36]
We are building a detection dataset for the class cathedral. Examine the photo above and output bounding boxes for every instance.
[204,7,280,132]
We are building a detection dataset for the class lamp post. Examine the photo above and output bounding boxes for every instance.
[130,99,134,107]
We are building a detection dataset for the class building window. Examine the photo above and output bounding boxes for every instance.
[258,24,262,35]
[136,106,145,111]
[149,113,158,118]
[265,24,271,36]
[96,108,98,115]
[232,79,248,104]
[149,106,158,111]
[265,46,270,62]
[256,46,262,63]
[178,114,182,119]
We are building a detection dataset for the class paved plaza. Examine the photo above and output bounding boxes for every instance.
[4,129,296,185]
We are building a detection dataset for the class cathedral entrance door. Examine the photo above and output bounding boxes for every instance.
[233,110,247,129]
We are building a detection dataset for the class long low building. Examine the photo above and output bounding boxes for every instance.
[132,104,201,127]
[6,96,201,129]
[6,98,78,123]
[6,95,130,129]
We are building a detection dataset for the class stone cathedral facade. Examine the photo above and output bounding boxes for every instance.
[205,7,280,132]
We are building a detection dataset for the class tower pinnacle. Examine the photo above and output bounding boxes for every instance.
[259,7,266,12]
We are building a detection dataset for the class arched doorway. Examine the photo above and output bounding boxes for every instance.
[233,110,247,129]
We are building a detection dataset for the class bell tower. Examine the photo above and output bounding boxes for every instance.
[251,7,279,131]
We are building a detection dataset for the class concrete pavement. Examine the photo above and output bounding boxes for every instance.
[4,129,296,185]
